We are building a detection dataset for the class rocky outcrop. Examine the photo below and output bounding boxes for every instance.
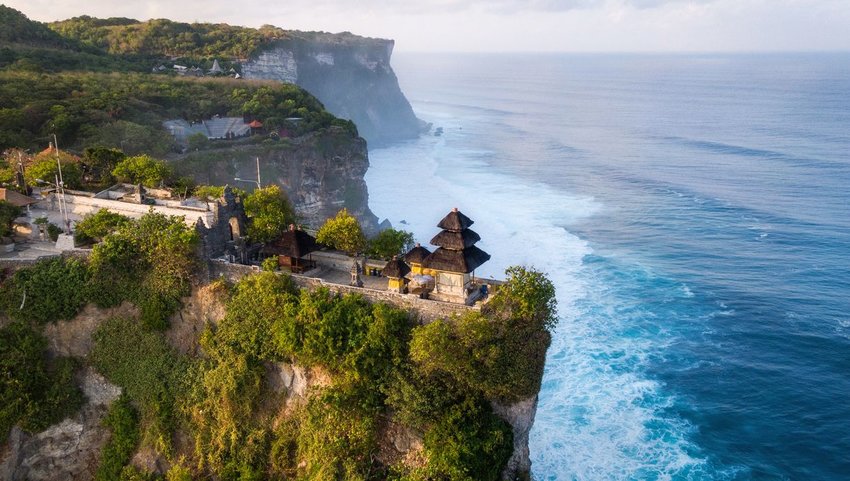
[43,302,139,358]
[492,395,539,480]
[173,127,381,234]
[0,368,120,481]
[243,32,422,146]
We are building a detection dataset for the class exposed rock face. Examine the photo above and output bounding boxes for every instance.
[0,368,121,481]
[43,302,139,358]
[243,32,422,146]
[173,127,381,234]
[492,395,539,480]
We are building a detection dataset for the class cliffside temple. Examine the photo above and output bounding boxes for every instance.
[420,208,491,304]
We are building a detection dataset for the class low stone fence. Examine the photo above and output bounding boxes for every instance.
[0,250,91,273]
[41,194,215,228]
[207,260,471,323]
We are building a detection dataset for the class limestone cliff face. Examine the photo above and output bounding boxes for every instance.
[173,127,381,234]
[1,281,538,480]
[243,32,422,146]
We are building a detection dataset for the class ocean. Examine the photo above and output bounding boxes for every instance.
[364,53,850,480]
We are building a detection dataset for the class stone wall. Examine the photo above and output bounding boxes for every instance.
[207,260,472,323]
[42,193,214,228]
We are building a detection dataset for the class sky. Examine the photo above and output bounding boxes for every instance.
[6,0,850,53]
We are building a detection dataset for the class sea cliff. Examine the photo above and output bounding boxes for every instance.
[0,264,550,480]
[171,127,382,234]
[243,32,423,146]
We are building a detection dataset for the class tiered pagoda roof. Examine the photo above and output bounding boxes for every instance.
[422,208,490,273]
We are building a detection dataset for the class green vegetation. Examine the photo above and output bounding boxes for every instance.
[51,16,287,59]
[88,211,199,329]
[0,211,198,330]
[367,228,415,260]
[0,200,22,237]
[23,148,83,189]
[410,266,557,401]
[191,184,226,201]
[175,266,553,480]
[316,208,366,255]
[0,5,74,49]
[0,198,556,481]
[0,320,83,439]
[243,184,296,243]
[95,394,140,481]
[0,256,90,324]
[91,318,186,454]
[74,208,131,244]
[111,154,174,187]
[0,71,350,155]
[82,146,126,186]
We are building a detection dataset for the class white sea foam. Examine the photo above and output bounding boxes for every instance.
[366,125,720,480]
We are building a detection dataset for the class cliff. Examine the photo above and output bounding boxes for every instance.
[1,278,540,480]
[243,31,423,146]
[171,127,382,234]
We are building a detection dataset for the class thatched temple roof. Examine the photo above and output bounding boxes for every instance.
[436,207,474,232]
[260,226,318,258]
[404,243,431,264]
[423,245,491,274]
[382,256,411,278]
[430,229,481,250]
[423,207,490,273]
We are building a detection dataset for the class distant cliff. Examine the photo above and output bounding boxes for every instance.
[243,32,422,147]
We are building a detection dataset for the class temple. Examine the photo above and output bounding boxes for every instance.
[419,207,491,303]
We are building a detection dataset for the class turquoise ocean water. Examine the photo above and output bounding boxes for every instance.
[365,53,850,480]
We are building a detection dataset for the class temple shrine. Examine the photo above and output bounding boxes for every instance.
[417,207,491,303]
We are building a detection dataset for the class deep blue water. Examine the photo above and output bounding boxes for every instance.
[365,53,850,480]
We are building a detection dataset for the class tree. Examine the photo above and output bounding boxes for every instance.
[187,132,209,151]
[74,208,130,244]
[192,184,226,201]
[242,185,295,243]
[111,154,173,187]
[25,150,83,189]
[81,146,125,186]
[366,228,414,260]
[316,208,365,255]
[0,200,22,237]
[409,266,558,402]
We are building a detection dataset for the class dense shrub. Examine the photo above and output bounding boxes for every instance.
[296,387,379,481]
[46,223,62,241]
[0,256,90,324]
[87,211,199,328]
[185,347,267,476]
[95,394,140,481]
[0,321,83,438]
[418,398,513,481]
[24,149,83,188]
[316,208,366,255]
[91,318,186,453]
[214,270,299,361]
[0,70,348,153]
[409,266,557,402]
[0,200,22,237]
[243,185,296,243]
[74,208,131,244]
[366,228,414,260]
[111,154,174,187]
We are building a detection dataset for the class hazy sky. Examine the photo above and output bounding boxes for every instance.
[7,0,850,52]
